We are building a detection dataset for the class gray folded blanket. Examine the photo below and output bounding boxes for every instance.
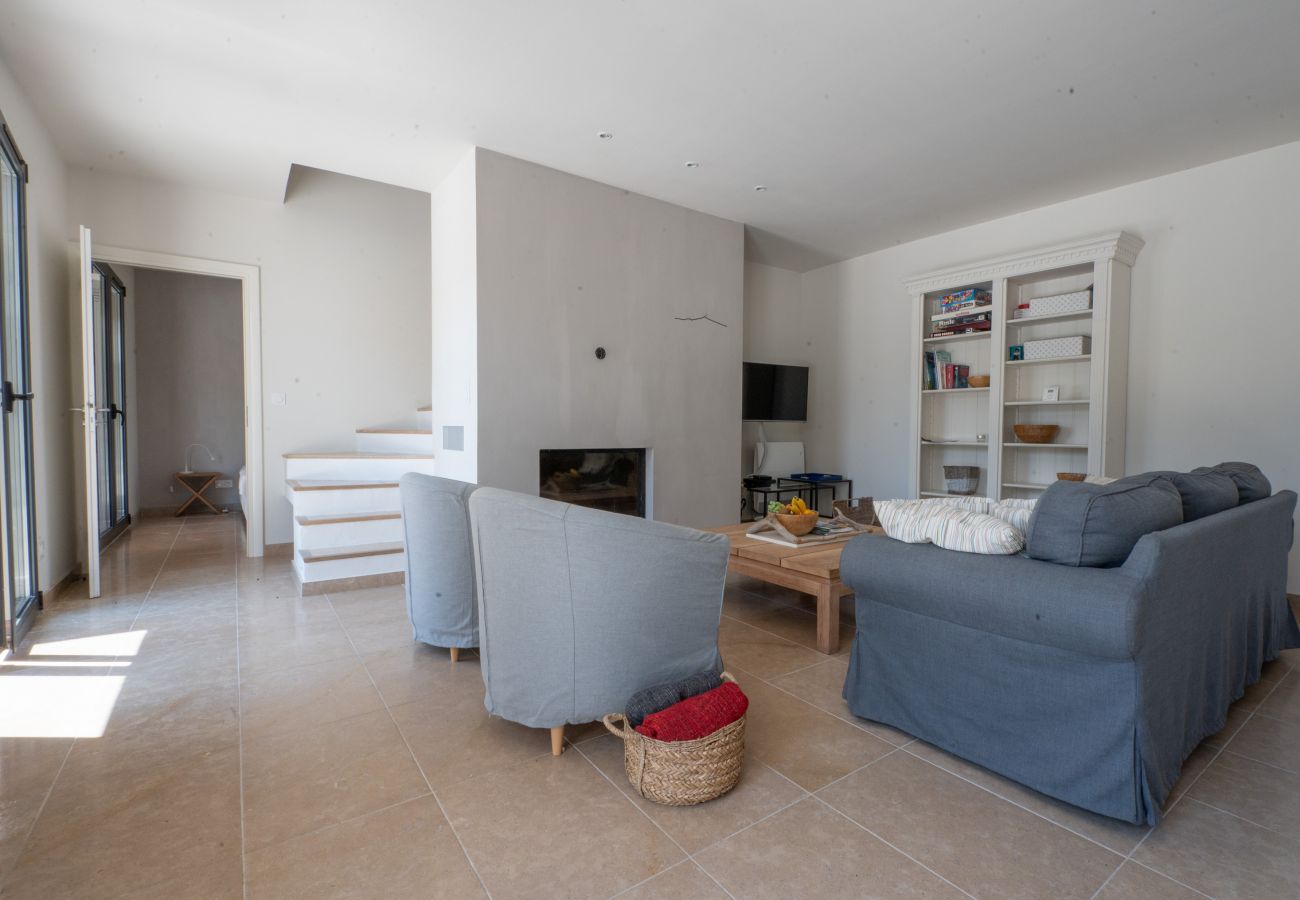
[626,670,723,726]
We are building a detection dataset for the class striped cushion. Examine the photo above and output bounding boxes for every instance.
[933,496,992,515]
[993,498,1037,533]
[877,500,1025,555]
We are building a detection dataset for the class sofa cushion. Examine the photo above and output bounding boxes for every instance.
[1147,469,1239,521]
[1209,461,1271,504]
[877,500,1024,555]
[1026,474,1183,567]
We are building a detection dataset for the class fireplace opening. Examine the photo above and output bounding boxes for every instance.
[539,448,647,518]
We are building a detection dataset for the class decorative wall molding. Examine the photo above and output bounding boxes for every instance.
[903,231,1144,294]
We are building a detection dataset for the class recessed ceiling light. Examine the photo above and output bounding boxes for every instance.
[597,130,614,140]
[684,161,700,168]
[753,185,768,192]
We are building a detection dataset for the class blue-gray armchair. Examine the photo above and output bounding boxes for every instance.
[467,487,728,754]
[398,473,479,660]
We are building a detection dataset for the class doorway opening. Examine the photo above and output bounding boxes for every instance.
[76,240,263,600]
[99,263,246,533]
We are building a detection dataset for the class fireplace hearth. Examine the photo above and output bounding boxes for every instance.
[539,448,646,517]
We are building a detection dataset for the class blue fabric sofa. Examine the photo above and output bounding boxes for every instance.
[840,468,1300,825]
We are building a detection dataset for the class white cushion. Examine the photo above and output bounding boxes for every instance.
[992,498,1037,533]
[932,496,992,515]
[877,499,1025,555]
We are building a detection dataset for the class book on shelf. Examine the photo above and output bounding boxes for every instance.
[938,288,991,315]
[929,318,991,338]
[930,304,993,324]
[934,350,952,389]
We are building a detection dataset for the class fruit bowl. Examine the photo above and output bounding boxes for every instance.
[1013,423,1060,444]
[774,512,818,536]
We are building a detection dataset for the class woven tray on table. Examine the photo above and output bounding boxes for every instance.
[602,672,746,807]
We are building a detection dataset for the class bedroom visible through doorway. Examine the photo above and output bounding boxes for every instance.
[103,264,245,528]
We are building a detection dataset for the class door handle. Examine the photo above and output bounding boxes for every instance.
[109,403,126,424]
[2,381,33,414]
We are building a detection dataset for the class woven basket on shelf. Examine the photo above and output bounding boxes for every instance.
[602,672,746,806]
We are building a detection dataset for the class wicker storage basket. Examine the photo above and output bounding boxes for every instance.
[943,465,980,495]
[602,672,746,806]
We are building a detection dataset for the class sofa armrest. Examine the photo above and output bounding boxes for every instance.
[840,535,1145,659]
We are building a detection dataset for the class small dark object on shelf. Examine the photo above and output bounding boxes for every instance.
[742,475,773,489]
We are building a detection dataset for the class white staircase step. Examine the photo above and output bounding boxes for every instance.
[355,427,435,454]
[283,452,435,481]
[287,479,402,517]
[294,541,406,584]
[293,511,404,550]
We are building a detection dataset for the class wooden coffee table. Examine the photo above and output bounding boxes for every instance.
[707,522,882,655]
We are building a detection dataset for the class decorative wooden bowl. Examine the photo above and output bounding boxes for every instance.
[774,512,818,536]
[1057,472,1086,482]
[967,374,990,388]
[1013,423,1060,444]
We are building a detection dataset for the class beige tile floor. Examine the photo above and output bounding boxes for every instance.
[1,514,1298,899]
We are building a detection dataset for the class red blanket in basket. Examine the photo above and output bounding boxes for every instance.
[634,681,748,741]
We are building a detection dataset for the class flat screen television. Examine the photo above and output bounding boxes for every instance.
[742,362,808,421]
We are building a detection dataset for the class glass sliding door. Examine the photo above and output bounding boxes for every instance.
[90,262,129,546]
[0,117,39,649]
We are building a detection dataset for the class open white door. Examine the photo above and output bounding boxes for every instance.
[77,225,101,598]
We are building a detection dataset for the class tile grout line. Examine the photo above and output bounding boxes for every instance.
[232,521,250,900]
[738,661,916,746]
[810,795,979,899]
[324,590,496,900]
[1,519,184,890]
[895,741,1133,862]
[569,740,740,900]
[1087,669,1291,900]
[1122,858,1218,899]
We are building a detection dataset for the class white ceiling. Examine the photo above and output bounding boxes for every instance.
[3,1,1299,271]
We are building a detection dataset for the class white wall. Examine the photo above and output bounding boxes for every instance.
[741,261,811,479]
[429,150,477,483]
[131,268,244,509]
[471,149,744,528]
[748,139,1300,591]
[0,57,76,592]
[67,165,432,547]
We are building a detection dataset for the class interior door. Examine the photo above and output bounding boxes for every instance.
[78,225,101,598]
[90,262,129,544]
[0,122,39,647]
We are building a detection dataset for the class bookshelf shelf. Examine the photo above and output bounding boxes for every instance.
[1006,354,1091,367]
[906,231,1142,501]
[923,332,991,345]
[1006,310,1093,327]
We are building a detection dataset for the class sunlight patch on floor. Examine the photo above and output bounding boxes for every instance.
[28,629,148,658]
[0,675,126,738]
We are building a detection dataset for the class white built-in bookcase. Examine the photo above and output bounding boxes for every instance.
[904,232,1143,500]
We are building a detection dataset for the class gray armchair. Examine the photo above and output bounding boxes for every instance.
[399,473,479,660]
[467,487,728,755]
